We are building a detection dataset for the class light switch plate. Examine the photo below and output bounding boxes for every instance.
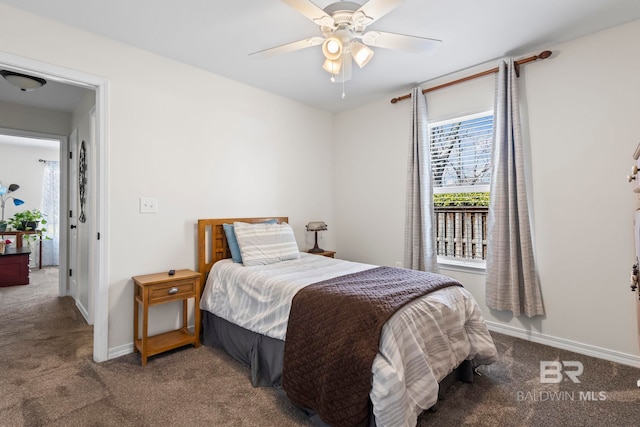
[140,197,158,214]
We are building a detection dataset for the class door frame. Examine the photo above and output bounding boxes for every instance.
[0,127,67,295]
[68,128,79,302]
[0,50,110,362]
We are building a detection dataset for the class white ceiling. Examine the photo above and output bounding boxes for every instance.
[0,74,90,113]
[1,0,640,113]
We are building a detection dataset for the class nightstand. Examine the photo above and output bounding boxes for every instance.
[308,250,336,258]
[132,269,202,366]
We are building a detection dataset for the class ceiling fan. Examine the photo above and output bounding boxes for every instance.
[250,0,441,83]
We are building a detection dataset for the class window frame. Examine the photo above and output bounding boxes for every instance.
[429,110,494,271]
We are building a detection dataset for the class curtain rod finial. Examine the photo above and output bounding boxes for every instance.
[391,93,412,104]
[538,50,552,59]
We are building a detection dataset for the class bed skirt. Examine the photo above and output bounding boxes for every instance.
[201,310,473,426]
[202,310,285,387]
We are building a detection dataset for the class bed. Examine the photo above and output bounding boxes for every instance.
[197,217,498,427]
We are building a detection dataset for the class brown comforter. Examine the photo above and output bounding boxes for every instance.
[282,266,462,427]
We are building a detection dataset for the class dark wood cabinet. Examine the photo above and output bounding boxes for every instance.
[0,247,31,287]
[0,231,42,269]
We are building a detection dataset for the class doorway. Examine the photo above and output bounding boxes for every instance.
[0,130,64,287]
[0,50,109,362]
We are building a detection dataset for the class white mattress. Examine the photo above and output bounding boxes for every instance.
[200,253,498,427]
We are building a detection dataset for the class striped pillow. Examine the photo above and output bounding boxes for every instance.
[234,221,301,266]
[223,219,278,263]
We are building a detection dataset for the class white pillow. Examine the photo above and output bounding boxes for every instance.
[234,221,301,266]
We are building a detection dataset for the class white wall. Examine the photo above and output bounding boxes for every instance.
[0,100,71,136]
[334,20,640,363]
[0,139,59,223]
[0,100,69,228]
[0,4,335,353]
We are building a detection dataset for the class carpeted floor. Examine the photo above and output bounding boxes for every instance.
[1,267,639,426]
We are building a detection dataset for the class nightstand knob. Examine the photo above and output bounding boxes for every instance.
[168,287,179,295]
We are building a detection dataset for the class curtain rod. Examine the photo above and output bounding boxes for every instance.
[390,50,552,104]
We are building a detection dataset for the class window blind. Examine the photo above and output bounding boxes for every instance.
[429,112,493,190]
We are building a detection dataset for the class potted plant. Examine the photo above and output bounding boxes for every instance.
[7,209,48,244]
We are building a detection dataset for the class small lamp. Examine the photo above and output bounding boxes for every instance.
[0,183,24,222]
[306,221,328,253]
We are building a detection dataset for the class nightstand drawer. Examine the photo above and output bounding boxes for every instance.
[148,279,196,304]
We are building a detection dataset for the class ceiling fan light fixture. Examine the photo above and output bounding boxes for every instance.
[259,0,440,90]
[322,58,342,75]
[322,36,343,61]
[0,70,47,92]
[351,41,374,68]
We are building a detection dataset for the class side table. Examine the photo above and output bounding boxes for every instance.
[132,269,202,365]
[308,250,336,258]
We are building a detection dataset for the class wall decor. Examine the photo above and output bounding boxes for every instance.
[78,140,87,223]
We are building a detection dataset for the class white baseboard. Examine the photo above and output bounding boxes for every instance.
[75,299,90,324]
[486,321,640,368]
[108,342,135,360]
[106,320,640,368]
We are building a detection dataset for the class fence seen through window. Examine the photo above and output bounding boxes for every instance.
[429,112,493,263]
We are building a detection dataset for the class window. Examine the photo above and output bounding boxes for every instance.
[429,111,493,268]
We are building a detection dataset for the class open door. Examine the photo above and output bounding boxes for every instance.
[633,210,640,388]
[68,129,79,301]
[632,144,640,386]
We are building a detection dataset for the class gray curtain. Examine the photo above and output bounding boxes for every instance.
[485,59,544,317]
[404,87,438,272]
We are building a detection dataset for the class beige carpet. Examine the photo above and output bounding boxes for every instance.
[1,268,639,426]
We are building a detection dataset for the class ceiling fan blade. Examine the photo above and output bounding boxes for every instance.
[361,31,441,54]
[282,0,335,26]
[354,0,405,26]
[249,37,324,59]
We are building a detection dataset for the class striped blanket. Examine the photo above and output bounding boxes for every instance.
[282,267,463,427]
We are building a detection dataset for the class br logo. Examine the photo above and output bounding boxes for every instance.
[540,361,583,383]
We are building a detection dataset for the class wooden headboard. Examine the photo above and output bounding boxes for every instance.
[197,217,289,284]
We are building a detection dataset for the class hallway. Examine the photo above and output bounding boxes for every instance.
[0,266,93,373]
